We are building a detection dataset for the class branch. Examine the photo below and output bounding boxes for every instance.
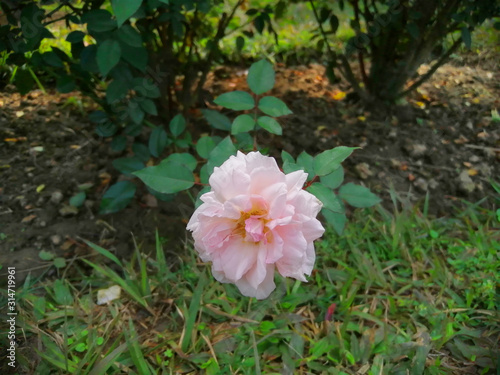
[397,36,463,98]
[351,0,369,87]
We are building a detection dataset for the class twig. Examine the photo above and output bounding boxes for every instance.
[464,144,500,152]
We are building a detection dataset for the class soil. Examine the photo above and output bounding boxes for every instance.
[1,61,499,281]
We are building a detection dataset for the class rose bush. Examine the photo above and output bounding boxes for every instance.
[187,151,325,299]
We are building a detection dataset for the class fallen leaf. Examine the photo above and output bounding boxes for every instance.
[4,137,27,142]
[60,240,74,251]
[16,111,25,117]
[454,135,469,144]
[97,285,122,305]
[70,145,81,149]
[467,169,478,176]
[22,214,37,223]
[358,116,366,122]
[415,101,426,109]
[331,90,346,101]
[408,173,416,181]
[477,131,487,139]
[36,184,45,193]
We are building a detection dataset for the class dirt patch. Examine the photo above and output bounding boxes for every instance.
[1,61,499,280]
[0,90,189,283]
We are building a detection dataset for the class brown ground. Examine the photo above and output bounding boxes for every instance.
[0,60,499,281]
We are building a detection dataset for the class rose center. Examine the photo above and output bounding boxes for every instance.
[233,207,271,244]
[244,216,265,242]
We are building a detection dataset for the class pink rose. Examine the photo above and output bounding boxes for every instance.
[187,151,325,299]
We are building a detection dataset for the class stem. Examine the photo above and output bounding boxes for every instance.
[304,175,319,189]
[308,0,336,61]
[352,0,369,86]
[28,67,46,94]
[309,0,369,101]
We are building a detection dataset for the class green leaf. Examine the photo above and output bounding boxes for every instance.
[112,0,143,27]
[83,10,117,33]
[214,91,255,110]
[106,79,129,104]
[207,136,236,174]
[257,116,282,135]
[169,114,186,137]
[96,122,118,137]
[247,59,275,95]
[53,280,74,305]
[33,297,46,320]
[233,133,252,151]
[133,77,160,98]
[53,257,66,269]
[112,157,145,175]
[99,181,137,214]
[461,27,471,50]
[201,109,231,131]
[111,135,127,151]
[139,99,157,115]
[116,25,143,47]
[13,69,34,95]
[56,75,76,93]
[282,160,302,174]
[322,209,347,235]
[406,22,420,40]
[128,102,144,124]
[161,153,197,171]
[133,162,194,194]
[149,127,169,157]
[236,36,245,51]
[231,114,255,134]
[296,151,314,178]
[196,136,217,159]
[69,192,86,207]
[97,39,121,76]
[42,52,63,68]
[132,143,150,162]
[307,183,345,213]
[330,14,339,33]
[89,110,108,124]
[338,183,381,208]
[313,147,357,176]
[39,250,55,261]
[120,44,148,71]
[80,45,99,72]
[66,31,85,43]
[258,96,292,117]
[320,167,344,189]
[281,150,295,164]
[174,132,193,149]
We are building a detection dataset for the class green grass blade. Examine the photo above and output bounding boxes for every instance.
[84,240,123,267]
[181,273,206,352]
[125,319,152,375]
[89,342,128,375]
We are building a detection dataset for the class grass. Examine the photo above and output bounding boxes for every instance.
[0,196,499,374]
